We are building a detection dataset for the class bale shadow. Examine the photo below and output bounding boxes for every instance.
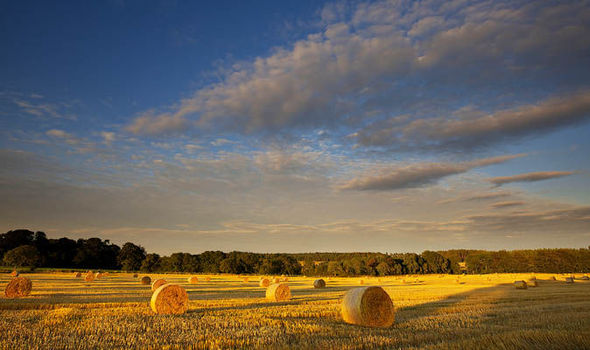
[187,300,305,314]
[393,283,513,324]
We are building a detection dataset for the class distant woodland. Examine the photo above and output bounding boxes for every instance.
[2,229,589,275]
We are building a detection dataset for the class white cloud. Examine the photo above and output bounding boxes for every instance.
[125,0,590,148]
[101,132,116,145]
[46,129,79,145]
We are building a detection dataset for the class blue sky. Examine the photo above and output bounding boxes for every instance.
[1,0,590,254]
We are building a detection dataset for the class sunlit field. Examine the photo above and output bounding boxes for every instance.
[1,273,589,349]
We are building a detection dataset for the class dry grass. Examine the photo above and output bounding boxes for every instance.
[0,273,589,349]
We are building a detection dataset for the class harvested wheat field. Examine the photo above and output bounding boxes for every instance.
[0,272,589,349]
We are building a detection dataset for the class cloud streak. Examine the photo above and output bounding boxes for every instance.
[358,90,590,150]
[489,171,576,186]
[341,154,524,191]
[491,201,526,209]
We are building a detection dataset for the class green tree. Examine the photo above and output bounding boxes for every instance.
[3,245,40,267]
[258,258,284,275]
[117,242,146,271]
[421,251,450,273]
[376,261,395,276]
[140,253,161,272]
[327,261,346,276]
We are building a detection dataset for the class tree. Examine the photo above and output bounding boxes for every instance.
[258,258,284,275]
[118,242,146,271]
[182,254,200,272]
[376,261,395,276]
[3,245,40,267]
[140,253,161,272]
[327,261,346,276]
[421,251,450,273]
[301,258,316,276]
[46,237,77,268]
[278,255,302,275]
[0,229,35,257]
[72,238,120,269]
[199,251,226,273]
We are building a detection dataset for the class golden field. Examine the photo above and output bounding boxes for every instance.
[1,273,589,349]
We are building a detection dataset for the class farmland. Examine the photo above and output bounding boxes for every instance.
[1,273,589,349]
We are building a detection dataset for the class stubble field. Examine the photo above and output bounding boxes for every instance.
[1,272,589,349]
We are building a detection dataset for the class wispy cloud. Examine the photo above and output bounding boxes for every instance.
[491,201,526,209]
[437,191,513,204]
[489,171,576,186]
[466,206,590,234]
[126,110,187,135]
[100,132,116,145]
[341,154,524,191]
[466,192,512,202]
[46,129,79,145]
[358,90,590,150]
[14,99,77,120]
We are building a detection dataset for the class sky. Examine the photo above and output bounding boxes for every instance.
[1,0,590,255]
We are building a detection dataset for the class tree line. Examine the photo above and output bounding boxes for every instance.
[1,229,589,275]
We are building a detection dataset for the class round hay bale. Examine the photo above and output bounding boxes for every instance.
[141,276,152,285]
[313,279,326,289]
[187,276,199,284]
[205,276,211,282]
[5,277,32,298]
[565,277,574,283]
[152,278,168,291]
[341,286,394,328]
[527,279,538,287]
[266,283,291,301]
[133,273,138,278]
[95,272,101,279]
[514,280,528,289]
[150,284,189,315]
[10,270,19,277]
[84,272,95,282]
[359,279,364,285]
[74,272,82,278]
[259,278,270,288]
[243,277,249,283]
[273,277,280,284]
